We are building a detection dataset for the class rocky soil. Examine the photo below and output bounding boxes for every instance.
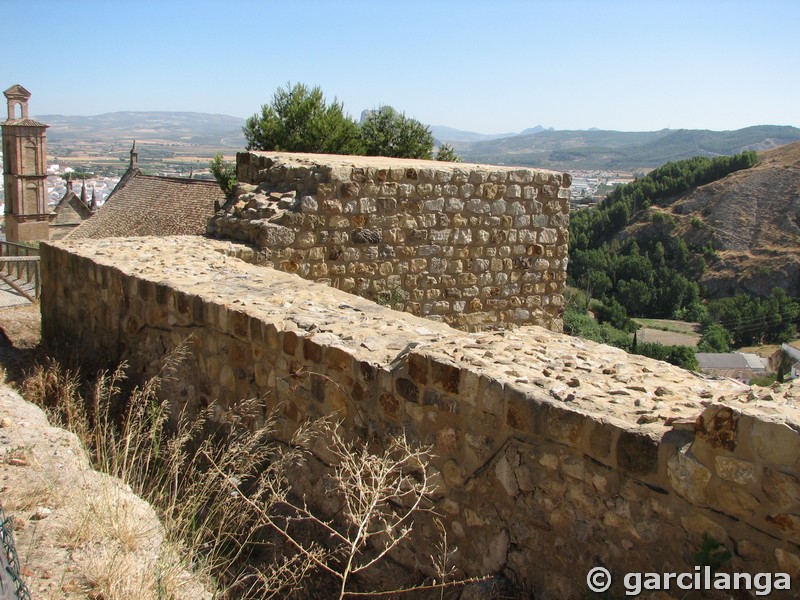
[674,142,800,297]
[0,304,209,599]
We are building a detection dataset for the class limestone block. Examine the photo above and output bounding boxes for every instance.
[714,456,758,485]
[351,228,381,244]
[423,198,445,212]
[668,446,711,504]
[417,245,443,256]
[763,468,800,509]
[775,548,800,577]
[495,451,520,497]
[766,514,800,544]
[429,359,461,394]
[453,229,472,245]
[343,247,361,261]
[431,300,453,315]
[474,377,503,417]
[481,528,510,573]
[465,199,490,214]
[505,202,525,216]
[255,224,295,247]
[696,405,739,452]
[294,230,317,248]
[491,199,508,215]
[443,459,466,487]
[430,229,452,243]
[538,228,559,244]
[379,184,397,197]
[445,198,464,212]
[299,195,318,212]
[416,183,434,197]
[736,539,765,563]
[751,418,800,467]
[323,199,342,213]
[505,387,544,433]
[459,183,474,198]
[712,482,761,518]
[543,404,585,447]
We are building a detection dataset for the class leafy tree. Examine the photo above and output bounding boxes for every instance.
[697,323,733,353]
[617,279,653,316]
[634,342,699,371]
[674,300,708,323]
[593,298,636,332]
[243,82,362,154]
[360,106,435,159]
[435,143,462,162]
[209,153,237,197]
[562,296,632,348]
[705,289,799,347]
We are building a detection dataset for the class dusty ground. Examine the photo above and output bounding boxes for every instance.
[637,326,700,347]
[0,304,41,384]
[0,303,209,599]
[0,304,40,350]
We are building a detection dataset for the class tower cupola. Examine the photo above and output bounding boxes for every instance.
[4,84,32,121]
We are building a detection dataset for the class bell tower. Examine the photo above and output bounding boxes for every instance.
[2,84,51,242]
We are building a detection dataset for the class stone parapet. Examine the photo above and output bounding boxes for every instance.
[208,152,570,331]
[40,236,800,598]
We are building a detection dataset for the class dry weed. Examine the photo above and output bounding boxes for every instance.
[20,350,489,598]
[61,483,158,552]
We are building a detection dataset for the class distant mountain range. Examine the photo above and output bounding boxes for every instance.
[429,124,556,143]
[32,111,800,173]
[437,125,800,172]
[35,111,246,147]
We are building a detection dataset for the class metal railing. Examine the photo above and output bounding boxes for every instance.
[0,241,40,302]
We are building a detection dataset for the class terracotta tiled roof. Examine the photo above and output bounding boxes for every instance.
[1,119,48,127]
[67,171,224,239]
[53,191,93,224]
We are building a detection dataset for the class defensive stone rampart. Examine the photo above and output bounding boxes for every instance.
[208,152,570,332]
[41,236,800,598]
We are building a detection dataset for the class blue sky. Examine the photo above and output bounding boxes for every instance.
[3,0,798,133]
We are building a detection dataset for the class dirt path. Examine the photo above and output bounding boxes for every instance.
[0,304,41,384]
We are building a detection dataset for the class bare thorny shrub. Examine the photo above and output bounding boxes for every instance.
[20,347,487,599]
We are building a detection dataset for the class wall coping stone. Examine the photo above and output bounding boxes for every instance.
[44,235,779,432]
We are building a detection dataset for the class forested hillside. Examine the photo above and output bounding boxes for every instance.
[566,146,800,368]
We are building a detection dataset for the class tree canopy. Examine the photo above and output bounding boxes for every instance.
[567,151,762,321]
[359,106,435,159]
[243,83,460,161]
[209,153,236,197]
[243,83,362,155]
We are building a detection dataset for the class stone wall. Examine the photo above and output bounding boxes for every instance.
[208,152,570,332]
[41,236,800,599]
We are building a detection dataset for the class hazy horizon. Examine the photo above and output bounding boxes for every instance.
[27,110,798,138]
[3,0,798,134]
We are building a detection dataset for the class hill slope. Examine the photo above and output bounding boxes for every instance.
[669,142,800,297]
[457,125,800,171]
[605,143,800,299]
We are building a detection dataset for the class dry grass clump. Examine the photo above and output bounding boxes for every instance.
[20,347,486,599]
[21,349,292,597]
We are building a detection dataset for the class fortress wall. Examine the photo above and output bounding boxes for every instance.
[41,236,800,598]
[208,152,570,332]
